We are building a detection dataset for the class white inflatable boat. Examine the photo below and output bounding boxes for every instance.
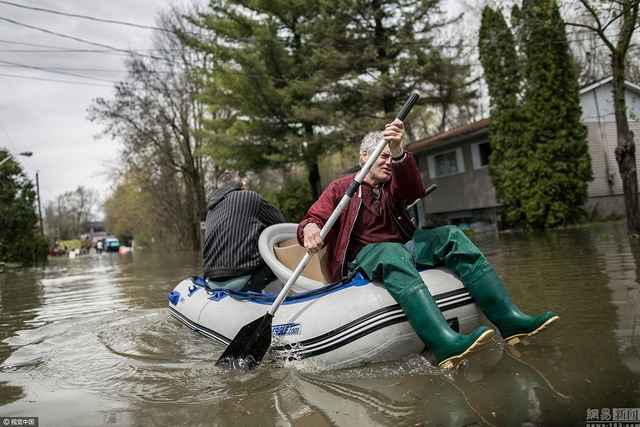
[168,223,485,370]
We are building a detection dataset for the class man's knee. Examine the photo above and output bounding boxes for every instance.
[415,225,466,240]
[444,225,471,244]
[357,242,411,263]
[355,242,415,277]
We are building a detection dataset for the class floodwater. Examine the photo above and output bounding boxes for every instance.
[1,223,639,426]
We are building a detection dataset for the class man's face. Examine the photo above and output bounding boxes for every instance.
[362,144,393,185]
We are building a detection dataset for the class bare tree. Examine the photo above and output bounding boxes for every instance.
[45,186,97,240]
[568,0,640,234]
[88,4,215,250]
[568,0,640,235]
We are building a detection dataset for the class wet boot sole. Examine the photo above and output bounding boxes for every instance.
[504,315,560,346]
[438,329,495,369]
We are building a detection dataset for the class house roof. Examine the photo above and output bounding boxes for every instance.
[407,118,489,153]
[579,76,640,95]
[405,77,638,154]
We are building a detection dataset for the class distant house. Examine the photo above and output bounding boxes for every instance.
[580,78,640,217]
[407,118,498,228]
[407,77,640,229]
[86,221,106,234]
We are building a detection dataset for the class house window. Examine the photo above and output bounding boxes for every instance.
[471,141,491,170]
[428,148,465,178]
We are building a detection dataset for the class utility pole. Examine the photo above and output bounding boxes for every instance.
[36,171,43,235]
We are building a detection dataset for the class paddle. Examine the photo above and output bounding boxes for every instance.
[215,92,421,370]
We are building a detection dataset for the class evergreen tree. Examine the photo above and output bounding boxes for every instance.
[478,1,592,229]
[517,0,592,228]
[184,0,329,197]
[309,0,475,137]
[0,148,48,264]
[184,0,476,198]
[478,6,528,224]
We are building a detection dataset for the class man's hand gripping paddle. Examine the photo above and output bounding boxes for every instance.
[215,92,421,370]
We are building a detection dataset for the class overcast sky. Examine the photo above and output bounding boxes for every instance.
[0,0,174,211]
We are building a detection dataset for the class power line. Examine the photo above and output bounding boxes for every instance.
[0,62,176,76]
[0,72,114,87]
[0,63,127,73]
[0,16,161,61]
[3,0,609,51]
[0,38,118,52]
[0,9,620,61]
[0,48,128,54]
[0,3,633,91]
[0,39,161,57]
[0,58,117,84]
[0,0,167,32]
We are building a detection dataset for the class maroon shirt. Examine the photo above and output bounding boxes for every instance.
[347,182,404,260]
[298,151,426,282]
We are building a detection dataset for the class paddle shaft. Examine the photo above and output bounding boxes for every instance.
[267,92,420,316]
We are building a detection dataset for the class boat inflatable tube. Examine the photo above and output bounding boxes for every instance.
[168,223,487,370]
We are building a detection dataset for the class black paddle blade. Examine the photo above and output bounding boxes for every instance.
[215,313,274,371]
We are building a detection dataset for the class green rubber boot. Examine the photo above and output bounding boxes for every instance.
[467,271,559,345]
[402,286,495,367]
[355,242,495,367]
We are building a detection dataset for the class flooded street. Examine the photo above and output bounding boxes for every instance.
[1,223,639,426]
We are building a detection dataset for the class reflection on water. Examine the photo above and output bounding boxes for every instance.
[0,223,639,425]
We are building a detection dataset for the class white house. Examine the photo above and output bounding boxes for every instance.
[580,77,640,218]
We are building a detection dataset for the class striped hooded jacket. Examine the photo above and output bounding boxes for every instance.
[203,186,285,280]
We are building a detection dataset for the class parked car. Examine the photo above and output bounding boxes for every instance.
[48,245,66,256]
[104,237,120,252]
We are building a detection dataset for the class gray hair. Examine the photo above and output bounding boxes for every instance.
[216,171,244,189]
[359,131,384,167]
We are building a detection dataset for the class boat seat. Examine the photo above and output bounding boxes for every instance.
[259,223,329,291]
[273,237,329,283]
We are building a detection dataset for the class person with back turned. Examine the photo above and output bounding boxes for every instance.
[297,119,559,367]
[203,171,285,293]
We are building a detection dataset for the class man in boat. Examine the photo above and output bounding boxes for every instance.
[203,171,285,292]
[297,119,559,367]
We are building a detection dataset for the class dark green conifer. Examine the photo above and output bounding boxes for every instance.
[0,149,48,264]
[184,0,475,198]
[478,6,528,225]
[518,0,592,228]
[479,1,592,228]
